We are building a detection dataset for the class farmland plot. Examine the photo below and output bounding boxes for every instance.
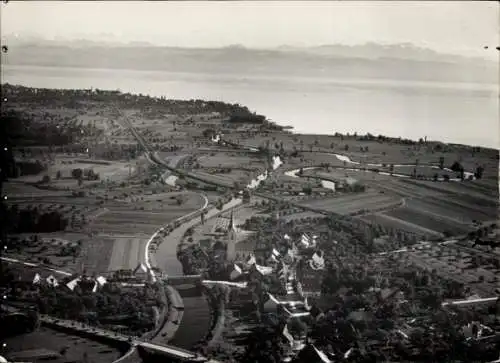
[196,153,263,169]
[402,179,499,206]
[3,182,69,199]
[405,198,485,227]
[92,192,205,271]
[385,207,469,235]
[298,190,401,215]
[106,235,149,271]
[91,208,201,235]
[360,213,442,237]
[188,170,244,187]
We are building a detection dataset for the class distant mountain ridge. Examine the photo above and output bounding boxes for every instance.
[4,35,494,63]
[2,37,497,85]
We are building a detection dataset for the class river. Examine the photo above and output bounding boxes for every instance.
[2,64,498,148]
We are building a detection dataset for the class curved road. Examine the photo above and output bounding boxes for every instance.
[150,197,242,276]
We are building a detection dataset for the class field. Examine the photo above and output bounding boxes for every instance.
[4,176,206,274]
[297,189,402,215]
[3,326,122,363]
[281,159,497,237]
[187,170,248,187]
[92,192,206,271]
[13,157,136,187]
[385,207,470,235]
[229,131,498,173]
[360,213,442,237]
[195,152,264,169]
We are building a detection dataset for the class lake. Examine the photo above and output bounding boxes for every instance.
[2,64,498,148]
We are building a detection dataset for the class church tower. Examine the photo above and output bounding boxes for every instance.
[227,210,237,242]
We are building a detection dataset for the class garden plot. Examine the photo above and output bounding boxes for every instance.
[405,246,500,296]
[5,232,84,270]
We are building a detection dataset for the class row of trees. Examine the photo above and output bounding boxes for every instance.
[3,205,68,233]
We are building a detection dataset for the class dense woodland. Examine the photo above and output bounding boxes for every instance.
[2,204,69,233]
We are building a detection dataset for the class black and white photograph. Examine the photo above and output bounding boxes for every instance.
[0,1,499,362]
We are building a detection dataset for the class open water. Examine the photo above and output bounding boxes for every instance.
[2,64,498,148]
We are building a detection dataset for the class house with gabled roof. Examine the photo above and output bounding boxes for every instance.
[133,262,149,280]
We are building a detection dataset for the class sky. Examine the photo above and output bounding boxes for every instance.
[1,1,499,58]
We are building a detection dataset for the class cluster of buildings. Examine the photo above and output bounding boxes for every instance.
[224,231,330,361]
[9,262,158,294]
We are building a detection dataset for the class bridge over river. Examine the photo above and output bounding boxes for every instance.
[2,303,218,363]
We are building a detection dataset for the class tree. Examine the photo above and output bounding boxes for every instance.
[71,168,83,180]
[450,161,463,172]
[344,144,349,151]
[41,175,51,184]
[302,186,312,195]
[474,165,484,179]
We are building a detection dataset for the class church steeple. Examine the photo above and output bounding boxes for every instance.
[229,210,234,230]
[227,210,237,241]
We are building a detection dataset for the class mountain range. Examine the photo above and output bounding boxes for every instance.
[2,36,497,84]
